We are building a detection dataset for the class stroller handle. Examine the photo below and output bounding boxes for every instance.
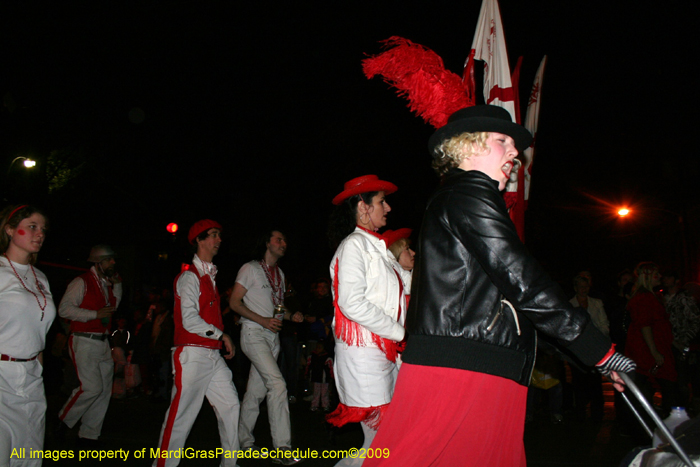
[618,372,694,467]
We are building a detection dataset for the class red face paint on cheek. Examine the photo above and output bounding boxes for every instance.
[17,229,26,235]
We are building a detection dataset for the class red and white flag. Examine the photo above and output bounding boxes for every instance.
[523,55,547,202]
[464,0,518,122]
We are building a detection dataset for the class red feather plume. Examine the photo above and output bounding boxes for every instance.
[362,36,473,129]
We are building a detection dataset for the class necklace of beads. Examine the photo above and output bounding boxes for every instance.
[260,260,284,307]
[4,254,48,320]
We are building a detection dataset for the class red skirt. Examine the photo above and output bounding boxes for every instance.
[364,363,528,467]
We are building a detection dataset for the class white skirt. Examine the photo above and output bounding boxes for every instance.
[333,342,399,408]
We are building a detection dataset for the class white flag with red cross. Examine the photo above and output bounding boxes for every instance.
[464,0,518,123]
[523,55,547,203]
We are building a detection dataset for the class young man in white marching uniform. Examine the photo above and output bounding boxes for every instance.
[153,219,239,467]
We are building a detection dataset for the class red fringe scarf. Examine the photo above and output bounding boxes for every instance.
[326,402,390,430]
[332,259,402,363]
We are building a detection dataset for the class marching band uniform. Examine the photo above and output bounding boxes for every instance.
[58,266,121,441]
[154,254,239,467]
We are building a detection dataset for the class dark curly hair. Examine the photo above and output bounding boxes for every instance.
[327,191,378,250]
[254,229,286,261]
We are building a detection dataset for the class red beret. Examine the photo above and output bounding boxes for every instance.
[188,219,222,244]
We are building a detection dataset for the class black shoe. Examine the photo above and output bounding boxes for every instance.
[272,447,304,465]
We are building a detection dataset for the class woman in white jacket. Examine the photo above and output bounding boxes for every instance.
[326,175,407,466]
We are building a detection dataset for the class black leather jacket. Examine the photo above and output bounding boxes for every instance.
[402,169,610,385]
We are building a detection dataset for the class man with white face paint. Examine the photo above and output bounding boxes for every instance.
[57,245,122,445]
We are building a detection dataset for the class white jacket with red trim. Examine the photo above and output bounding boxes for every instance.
[330,227,406,347]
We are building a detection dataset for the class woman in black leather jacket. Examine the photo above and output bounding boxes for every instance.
[365,105,635,467]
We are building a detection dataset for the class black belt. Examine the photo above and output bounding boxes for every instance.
[73,332,108,341]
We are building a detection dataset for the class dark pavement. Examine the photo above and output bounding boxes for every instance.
[40,381,644,466]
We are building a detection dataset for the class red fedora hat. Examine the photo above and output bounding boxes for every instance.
[332,175,398,205]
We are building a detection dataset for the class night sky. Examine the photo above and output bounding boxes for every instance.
[2,1,698,298]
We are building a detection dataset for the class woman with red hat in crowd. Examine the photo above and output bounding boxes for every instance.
[0,205,55,467]
[326,175,407,466]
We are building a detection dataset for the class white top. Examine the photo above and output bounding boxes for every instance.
[570,296,610,337]
[175,254,223,339]
[235,260,285,329]
[388,253,412,295]
[0,256,56,359]
[58,265,123,322]
[330,228,406,345]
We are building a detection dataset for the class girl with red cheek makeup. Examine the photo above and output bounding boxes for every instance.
[0,204,56,467]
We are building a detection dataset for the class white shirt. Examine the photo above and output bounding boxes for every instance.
[175,254,223,339]
[570,296,609,337]
[235,260,285,329]
[0,257,56,359]
[388,252,412,295]
[58,265,123,322]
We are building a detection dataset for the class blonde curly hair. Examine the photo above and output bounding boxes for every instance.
[432,131,490,176]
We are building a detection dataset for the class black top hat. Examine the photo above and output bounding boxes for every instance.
[428,105,533,154]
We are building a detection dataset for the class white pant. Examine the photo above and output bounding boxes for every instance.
[0,360,45,467]
[154,346,240,467]
[59,335,113,439]
[334,422,376,467]
[239,326,290,449]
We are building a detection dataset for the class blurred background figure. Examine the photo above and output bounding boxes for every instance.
[150,299,175,402]
[278,281,302,404]
[306,341,334,413]
[624,262,678,415]
[384,228,414,306]
[109,314,131,400]
[569,275,608,421]
[527,348,564,424]
[662,272,700,412]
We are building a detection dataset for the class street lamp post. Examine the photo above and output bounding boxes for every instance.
[6,156,37,176]
[3,156,38,202]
